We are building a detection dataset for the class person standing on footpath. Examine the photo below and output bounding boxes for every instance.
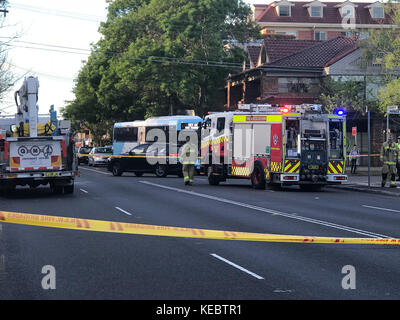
[381,133,400,188]
[349,145,360,174]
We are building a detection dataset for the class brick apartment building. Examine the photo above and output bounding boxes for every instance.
[251,0,396,41]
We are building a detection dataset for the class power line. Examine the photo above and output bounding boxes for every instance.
[0,37,246,67]
[1,42,247,69]
[1,43,91,56]
[0,38,92,53]
[6,62,75,81]
[9,3,105,23]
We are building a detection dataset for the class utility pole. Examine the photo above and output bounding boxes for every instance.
[367,105,370,189]
[0,0,9,17]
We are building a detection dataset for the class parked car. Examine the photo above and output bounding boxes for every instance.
[88,146,113,167]
[107,143,183,177]
[77,146,93,165]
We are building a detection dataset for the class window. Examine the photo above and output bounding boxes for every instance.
[314,31,326,41]
[372,7,384,19]
[114,127,138,142]
[216,117,225,132]
[310,6,322,17]
[95,147,112,154]
[279,5,290,16]
[276,31,297,38]
[340,31,353,37]
[131,144,148,154]
[204,118,211,129]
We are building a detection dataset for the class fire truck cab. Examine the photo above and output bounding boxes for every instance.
[200,104,347,190]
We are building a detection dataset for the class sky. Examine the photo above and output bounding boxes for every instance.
[0,0,377,116]
[0,0,108,115]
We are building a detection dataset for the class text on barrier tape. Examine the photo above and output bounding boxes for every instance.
[0,210,400,245]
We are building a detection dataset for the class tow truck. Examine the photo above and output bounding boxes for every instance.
[200,104,347,191]
[0,76,78,194]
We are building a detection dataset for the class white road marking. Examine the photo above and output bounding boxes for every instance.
[210,253,264,280]
[139,181,392,239]
[79,167,111,175]
[80,188,89,194]
[115,207,132,216]
[362,205,400,214]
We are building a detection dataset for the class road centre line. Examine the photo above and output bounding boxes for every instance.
[115,207,132,216]
[362,205,400,214]
[139,181,391,239]
[80,188,89,194]
[210,253,264,280]
[79,167,112,175]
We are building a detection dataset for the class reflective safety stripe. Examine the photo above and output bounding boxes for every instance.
[284,160,300,173]
[328,161,344,174]
[232,166,251,177]
[384,162,397,165]
[271,162,282,172]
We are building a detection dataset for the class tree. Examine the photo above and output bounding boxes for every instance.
[359,0,400,112]
[318,77,379,117]
[63,0,260,143]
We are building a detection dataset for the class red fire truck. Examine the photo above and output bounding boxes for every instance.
[200,104,347,191]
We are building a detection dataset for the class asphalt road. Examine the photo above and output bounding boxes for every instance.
[1,165,400,300]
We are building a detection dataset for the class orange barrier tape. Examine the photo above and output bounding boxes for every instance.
[0,210,399,245]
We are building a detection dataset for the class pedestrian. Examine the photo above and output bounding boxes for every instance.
[380,133,400,188]
[397,136,400,181]
[349,145,360,174]
[179,136,198,186]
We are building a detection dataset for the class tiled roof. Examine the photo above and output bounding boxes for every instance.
[256,1,394,25]
[263,38,321,63]
[267,36,358,67]
[247,45,261,67]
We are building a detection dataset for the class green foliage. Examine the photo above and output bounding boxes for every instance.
[318,77,379,116]
[359,0,400,111]
[63,0,260,144]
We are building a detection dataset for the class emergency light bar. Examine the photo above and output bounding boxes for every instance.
[238,104,273,112]
[239,104,322,113]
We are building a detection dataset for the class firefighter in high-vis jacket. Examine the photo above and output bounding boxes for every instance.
[381,134,400,188]
[179,136,198,186]
[397,136,400,181]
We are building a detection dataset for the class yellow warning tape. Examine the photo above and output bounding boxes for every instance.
[77,154,202,159]
[348,154,380,158]
[0,210,399,245]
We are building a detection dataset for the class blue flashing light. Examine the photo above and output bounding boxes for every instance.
[336,109,345,116]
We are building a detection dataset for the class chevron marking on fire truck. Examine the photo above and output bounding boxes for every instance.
[284,160,300,174]
[328,161,344,174]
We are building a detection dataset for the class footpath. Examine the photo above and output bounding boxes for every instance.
[329,166,400,197]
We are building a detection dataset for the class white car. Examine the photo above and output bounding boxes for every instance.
[88,146,113,167]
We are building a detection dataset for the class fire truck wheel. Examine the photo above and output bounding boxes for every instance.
[251,163,266,190]
[207,166,220,186]
[64,184,74,194]
[51,185,63,194]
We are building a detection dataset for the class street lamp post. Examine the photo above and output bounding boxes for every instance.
[367,107,370,189]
